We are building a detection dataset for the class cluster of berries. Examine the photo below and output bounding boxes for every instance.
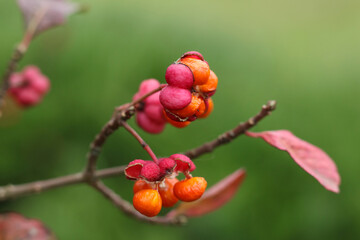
[8,66,50,108]
[125,154,207,217]
[160,51,217,128]
[133,79,166,134]
[133,51,217,134]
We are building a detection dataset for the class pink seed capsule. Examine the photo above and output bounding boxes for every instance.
[144,91,161,105]
[170,154,196,173]
[30,76,50,95]
[139,79,160,95]
[9,73,23,88]
[165,64,194,89]
[13,88,42,107]
[22,66,41,80]
[136,112,166,134]
[158,158,176,177]
[159,86,192,110]
[140,162,161,181]
[125,159,147,179]
[181,51,204,61]
[144,104,166,124]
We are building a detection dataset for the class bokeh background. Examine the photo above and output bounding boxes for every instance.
[1,0,359,239]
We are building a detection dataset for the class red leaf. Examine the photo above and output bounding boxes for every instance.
[246,130,341,193]
[167,169,246,218]
[0,213,56,240]
[17,0,82,36]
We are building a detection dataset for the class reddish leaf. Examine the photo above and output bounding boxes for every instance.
[17,0,82,36]
[0,213,56,240]
[167,169,246,218]
[246,130,341,193]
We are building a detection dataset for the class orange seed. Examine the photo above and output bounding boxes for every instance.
[133,189,162,217]
[173,177,207,202]
[180,58,210,86]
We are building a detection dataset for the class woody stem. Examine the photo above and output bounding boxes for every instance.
[121,121,159,164]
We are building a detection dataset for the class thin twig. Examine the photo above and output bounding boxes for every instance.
[122,121,159,163]
[183,100,277,159]
[84,115,123,179]
[84,85,165,178]
[0,166,126,202]
[0,47,25,115]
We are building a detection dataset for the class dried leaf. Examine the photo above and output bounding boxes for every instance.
[0,213,56,240]
[168,169,246,218]
[246,130,341,193]
[17,0,82,36]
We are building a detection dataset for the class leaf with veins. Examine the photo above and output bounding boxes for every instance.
[17,0,82,36]
[246,130,341,193]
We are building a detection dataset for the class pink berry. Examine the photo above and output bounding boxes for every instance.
[139,79,160,95]
[165,64,194,89]
[170,154,196,173]
[144,91,161,105]
[8,66,50,108]
[181,51,204,61]
[159,86,192,110]
[9,73,23,89]
[23,66,41,80]
[140,162,161,181]
[158,158,176,177]
[128,159,147,166]
[125,159,147,179]
[13,89,41,107]
[133,79,167,134]
[144,104,166,124]
[136,112,165,134]
[134,79,160,102]
[30,76,50,95]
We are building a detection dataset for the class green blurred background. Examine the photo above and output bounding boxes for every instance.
[1,0,359,239]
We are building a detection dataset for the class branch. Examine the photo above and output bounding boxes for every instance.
[0,166,125,202]
[122,121,159,163]
[84,85,164,178]
[0,47,26,115]
[90,181,185,225]
[0,100,275,202]
[184,100,277,159]
[0,100,276,225]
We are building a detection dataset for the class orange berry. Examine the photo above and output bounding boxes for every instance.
[159,178,179,207]
[198,70,218,93]
[180,58,210,85]
[133,189,162,217]
[195,97,206,117]
[163,110,191,128]
[173,177,207,202]
[170,94,202,118]
[133,180,154,194]
[199,98,214,119]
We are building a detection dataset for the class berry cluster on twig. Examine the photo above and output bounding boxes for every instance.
[0,1,341,234]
